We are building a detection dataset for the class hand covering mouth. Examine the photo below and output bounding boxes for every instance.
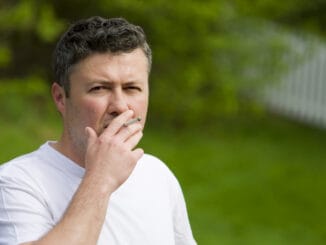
[100,119,112,133]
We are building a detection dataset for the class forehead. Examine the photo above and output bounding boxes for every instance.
[70,49,149,77]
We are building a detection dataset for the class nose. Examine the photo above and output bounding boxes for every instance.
[107,89,129,117]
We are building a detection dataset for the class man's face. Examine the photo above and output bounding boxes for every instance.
[59,48,149,158]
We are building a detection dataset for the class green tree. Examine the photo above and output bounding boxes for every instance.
[1,0,324,127]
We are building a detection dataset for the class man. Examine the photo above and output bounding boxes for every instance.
[0,16,196,244]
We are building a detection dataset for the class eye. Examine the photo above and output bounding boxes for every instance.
[89,85,108,92]
[125,86,141,92]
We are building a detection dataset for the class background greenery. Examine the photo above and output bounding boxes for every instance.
[1,0,326,244]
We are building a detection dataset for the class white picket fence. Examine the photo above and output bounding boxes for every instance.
[262,34,326,128]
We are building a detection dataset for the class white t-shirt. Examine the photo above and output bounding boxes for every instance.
[0,142,196,245]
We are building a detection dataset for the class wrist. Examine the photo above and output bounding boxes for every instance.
[81,170,118,198]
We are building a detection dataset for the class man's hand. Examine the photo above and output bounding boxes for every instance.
[20,111,144,245]
[84,110,144,192]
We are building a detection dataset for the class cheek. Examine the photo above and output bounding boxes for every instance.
[131,97,148,112]
[129,97,148,127]
[78,99,108,124]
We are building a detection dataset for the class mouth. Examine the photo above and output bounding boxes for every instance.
[101,120,111,133]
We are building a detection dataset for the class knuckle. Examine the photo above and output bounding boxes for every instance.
[108,137,121,148]
[125,126,133,134]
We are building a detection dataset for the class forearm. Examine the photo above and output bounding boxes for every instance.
[22,172,114,245]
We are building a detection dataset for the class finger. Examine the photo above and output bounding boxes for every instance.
[124,130,143,150]
[123,117,141,127]
[116,122,143,142]
[102,110,134,137]
[85,126,97,147]
[132,148,144,162]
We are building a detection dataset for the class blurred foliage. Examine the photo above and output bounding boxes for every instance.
[1,0,326,128]
[234,0,326,36]
[0,76,56,123]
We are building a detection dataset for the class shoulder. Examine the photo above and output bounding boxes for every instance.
[137,153,181,187]
[0,148,47,209]
[0,142,55,184]
[0,150,41,178]
[138,154,188,207]
[139,153,173,175]
[140,153,164,166]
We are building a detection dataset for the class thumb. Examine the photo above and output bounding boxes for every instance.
[85,126,97,146]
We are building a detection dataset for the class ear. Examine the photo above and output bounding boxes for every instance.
[51,82,66,115]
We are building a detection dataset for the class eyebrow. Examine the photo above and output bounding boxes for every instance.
[87,80,113,85]
[87,80,140,85]
[123,81,141,86]
[86,80,142,89]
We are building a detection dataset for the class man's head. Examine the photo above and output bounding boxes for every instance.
[51,16,151,165]
[53,16,152,97]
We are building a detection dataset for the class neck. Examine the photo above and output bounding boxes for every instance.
[50,135,86,168]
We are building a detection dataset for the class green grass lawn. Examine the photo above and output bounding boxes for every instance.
[140,117,326,245]
[1,114,326,244]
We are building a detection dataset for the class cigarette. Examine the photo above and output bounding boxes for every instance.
[123,117,141,127]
